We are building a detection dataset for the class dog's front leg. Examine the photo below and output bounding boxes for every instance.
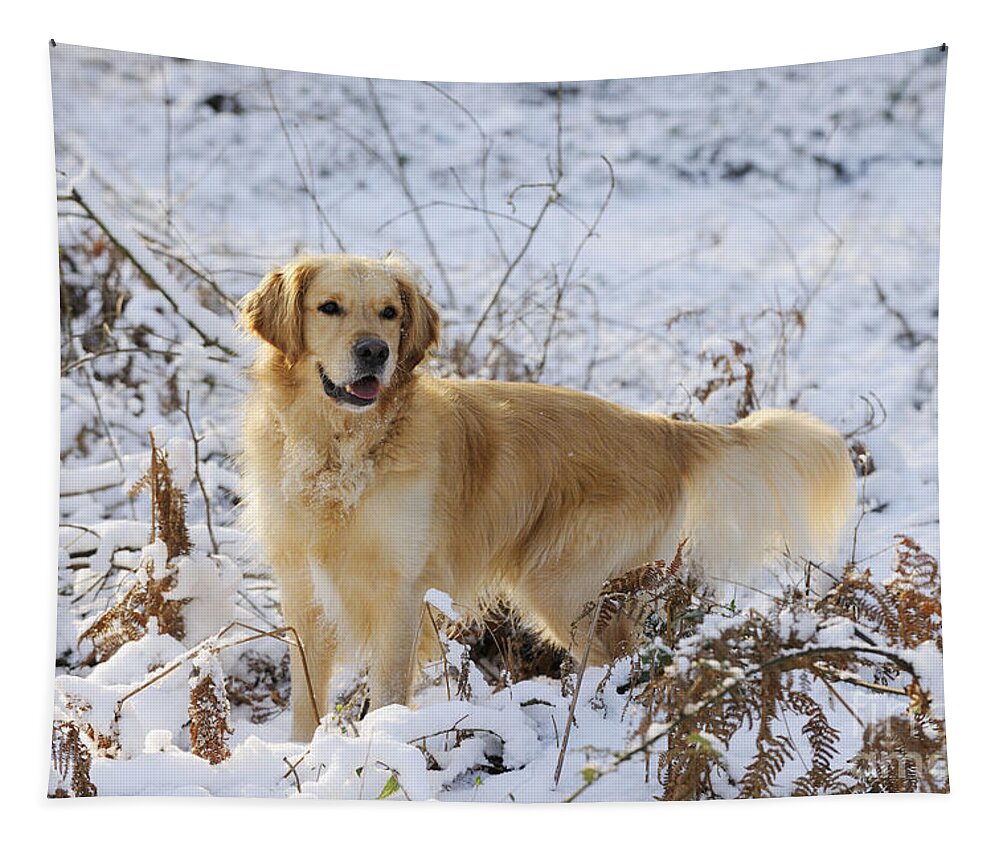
[366,591,424,711]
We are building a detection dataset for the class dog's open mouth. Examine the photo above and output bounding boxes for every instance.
[318,364,381,407]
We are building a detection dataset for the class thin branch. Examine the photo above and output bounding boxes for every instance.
[420,82,496,222]
[182,390,219,554]
[142,228,239,311]
[283,756,303,793]
[376,200,530,234]
[61,345,187,376]
[263,76,347,253]
[462,85,567,364]
[57,188,238,357]
[451,166,511,265]
[367,78,455,307]
[424,602,452,701]
[535,155,615,382]
[553,596,602,787]
[81,363,126,477]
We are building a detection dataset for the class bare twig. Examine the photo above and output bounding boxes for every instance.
[553,595,602,787]
[462,83,567,364]
[849,454,870,567]
[843,392,887,441]
[376,201,530,234]
[283,756,303,793]
[182,390,219,554]
[425,602,452,701]
[61,345,208,376]
[263,77,347,253]
[57,188,238,357]
[81,363,126,477]
[160,61,173,223]
[367,78,455,307]
[534,155,615,381]
[142,229,239,311]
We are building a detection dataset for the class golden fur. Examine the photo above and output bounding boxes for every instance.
[240,252,857,740]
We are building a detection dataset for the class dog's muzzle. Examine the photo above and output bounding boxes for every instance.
[318,363,382,407]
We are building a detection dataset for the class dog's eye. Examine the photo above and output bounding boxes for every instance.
[318,301,341,316]
[381,306,398,320]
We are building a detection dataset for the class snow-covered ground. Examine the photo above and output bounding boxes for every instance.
[51,43,946,800]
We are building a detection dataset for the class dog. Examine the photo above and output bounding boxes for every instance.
[240,252,856,741]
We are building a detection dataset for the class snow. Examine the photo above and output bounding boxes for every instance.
[51,42,946,800]
[424,587,460,621]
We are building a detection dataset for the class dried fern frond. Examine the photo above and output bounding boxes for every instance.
[78,556,185,664]
[129,433,191,560]
[888,536,943,650]
[849,715,948,794]
[77,577,148,664]
[189,650,233,764]
[572,540,697,659]
[79,435,190,663]
[693,341,757,420]
[50,720,97,798]
[818,536,942,651]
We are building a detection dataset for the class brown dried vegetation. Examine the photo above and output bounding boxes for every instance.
[78,436,189,664]
[564,536,947,800]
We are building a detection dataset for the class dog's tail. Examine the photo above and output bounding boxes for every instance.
[675,409,857,590]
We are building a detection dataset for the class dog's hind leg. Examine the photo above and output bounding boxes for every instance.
[507,567,625,667]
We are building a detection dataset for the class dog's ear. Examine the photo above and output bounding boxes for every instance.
[386,252,440,373]
[241,262,317,366]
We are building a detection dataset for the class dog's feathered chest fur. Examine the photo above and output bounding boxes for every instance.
[270,383,414,519]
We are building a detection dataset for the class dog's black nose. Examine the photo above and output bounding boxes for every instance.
[353,337,389,369]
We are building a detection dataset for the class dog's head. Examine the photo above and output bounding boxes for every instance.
[242,252,440,410]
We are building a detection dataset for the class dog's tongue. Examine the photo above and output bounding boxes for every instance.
[347,376,381,400]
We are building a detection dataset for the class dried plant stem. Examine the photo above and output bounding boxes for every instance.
[283,756,303,793]
[811,661,908,697]
[376,201,529,234]
[367,78,455,308]
[263,77,347,253]
[553,595,602,787]
[182,390,219,554]
[463,83,566,363]
[56,188,237,357]
[116,621,322,730]
[143,234,238,311]
[534,155,615,381]
[82,363,127,477]
[421,82,511,264]
[61,345,199,376]
[850,459,870,567]
[425,602,452,701]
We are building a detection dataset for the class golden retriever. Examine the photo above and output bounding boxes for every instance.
[240,252,856,740]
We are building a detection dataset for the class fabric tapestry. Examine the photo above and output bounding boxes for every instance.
[50,43,948,801]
